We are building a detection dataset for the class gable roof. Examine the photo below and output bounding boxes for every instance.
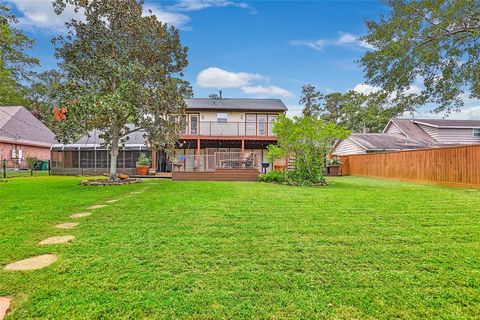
[185,98,287,112]
[413,119,480,128]
[0,106,57,147]
[385,118,437,145]
[349,133,431,151]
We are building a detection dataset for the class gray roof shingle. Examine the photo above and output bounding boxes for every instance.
[0,106,57,147]
[350,133,431,151]
[389,119,437,145]
[413,119,480,128]
[185,98,287,112]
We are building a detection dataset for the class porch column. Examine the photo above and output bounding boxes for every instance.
[197,138,201,171]
[151,146,157,172]
[241,139,245,156]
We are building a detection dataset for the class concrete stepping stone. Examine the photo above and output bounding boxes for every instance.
[4,254,58,271]
[55,222,79,229]
[0,297,11,320]
[39,236,75,245]
[106,199,119,203]
[88,205,107,210]
[70,212,92,219]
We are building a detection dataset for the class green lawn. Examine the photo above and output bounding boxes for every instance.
[1,176,479,319]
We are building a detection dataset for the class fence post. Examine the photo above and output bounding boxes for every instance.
[48,160,51,175]
[2,159,6,179]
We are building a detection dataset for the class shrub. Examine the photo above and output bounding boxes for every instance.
[327,157,341,166]
[136,153,151,166]
[258,170,286,183]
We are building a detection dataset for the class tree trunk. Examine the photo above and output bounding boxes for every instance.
[109,133,120,181]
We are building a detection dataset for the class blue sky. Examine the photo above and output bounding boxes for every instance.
[6,0,480,118]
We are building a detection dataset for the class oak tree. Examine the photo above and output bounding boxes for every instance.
[52,0,191,180]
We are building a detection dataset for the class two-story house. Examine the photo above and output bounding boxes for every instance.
[333,118,480,156]
[50,98,287,180]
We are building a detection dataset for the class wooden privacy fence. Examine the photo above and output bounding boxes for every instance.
[340,144,480,186]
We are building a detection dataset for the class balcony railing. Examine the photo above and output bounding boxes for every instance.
[181,121,275,137]
[172,152,259,172]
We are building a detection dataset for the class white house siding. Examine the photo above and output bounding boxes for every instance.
[418,124,440,142]
[384,122,404,135]
[332,139,365,156]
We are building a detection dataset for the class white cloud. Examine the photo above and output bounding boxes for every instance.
[175,0,251,12]
[242,85,294,98]
[289,40,326,51]
[197,67,265,88]
[336,32,374,50]
[6,0,81,32]
[143,5,191,28]
[353,83,382,95]
[291,31,374,52]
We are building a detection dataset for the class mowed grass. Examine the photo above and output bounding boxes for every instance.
[1,176,480,319]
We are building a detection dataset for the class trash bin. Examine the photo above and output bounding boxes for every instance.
[40,161,48,171]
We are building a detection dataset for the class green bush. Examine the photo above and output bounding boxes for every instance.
[258,170,286,183]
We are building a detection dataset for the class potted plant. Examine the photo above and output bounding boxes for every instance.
[327,157,341,176]
[136,153,151,176]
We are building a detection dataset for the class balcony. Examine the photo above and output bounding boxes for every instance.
[180,121,276,138]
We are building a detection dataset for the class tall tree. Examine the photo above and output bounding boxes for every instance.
[52,0,191,180]
[0,4,39,105]
[361,0,480,115]
[27,70,63,124]
[299,84,323,118]
[320,90,404,133]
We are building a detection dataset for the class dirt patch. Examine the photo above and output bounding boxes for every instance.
[81,179,142,186]
[55,222,79,229]
[4,254,58,271]
[88,205,107,210]
[70,212,92,219]
[39,236,75,245]
[0,297,11,320]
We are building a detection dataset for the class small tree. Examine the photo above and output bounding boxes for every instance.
[52,0,191,180]
[267,115,350,186]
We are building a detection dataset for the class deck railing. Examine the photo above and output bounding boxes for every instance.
[181,121,275,137]
[172,152,259,172]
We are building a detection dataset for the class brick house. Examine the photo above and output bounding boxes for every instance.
[0,106,57,169]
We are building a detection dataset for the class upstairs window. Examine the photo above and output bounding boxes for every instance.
[474,128,480,137]
[217,113,228,123]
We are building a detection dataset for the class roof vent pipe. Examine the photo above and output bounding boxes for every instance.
[219,90,223,99]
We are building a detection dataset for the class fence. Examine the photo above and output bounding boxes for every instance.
[340,144,480,187]
[1,159,50,179]
[172,152,260,172]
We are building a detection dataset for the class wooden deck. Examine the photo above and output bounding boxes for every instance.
[172,169,259,181]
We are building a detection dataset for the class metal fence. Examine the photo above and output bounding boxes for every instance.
[1,159,50,179]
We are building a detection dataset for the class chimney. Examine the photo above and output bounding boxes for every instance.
[219,90,223,99]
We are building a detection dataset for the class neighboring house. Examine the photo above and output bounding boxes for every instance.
[50,98,287,179]
[333,118,480,156]
[0,106,57,168]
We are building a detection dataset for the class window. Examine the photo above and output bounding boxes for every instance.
[474,128,480,137]
[217,113,228,123]
[190,114,198,135]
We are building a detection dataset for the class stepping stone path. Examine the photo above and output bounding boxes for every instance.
[70,212,92,219]
[106,199,119,203]
[88,205,107,210]
[39,236,75,245]
[4,254,58,271]
[55,222,79,229]
[0,297,11,320]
